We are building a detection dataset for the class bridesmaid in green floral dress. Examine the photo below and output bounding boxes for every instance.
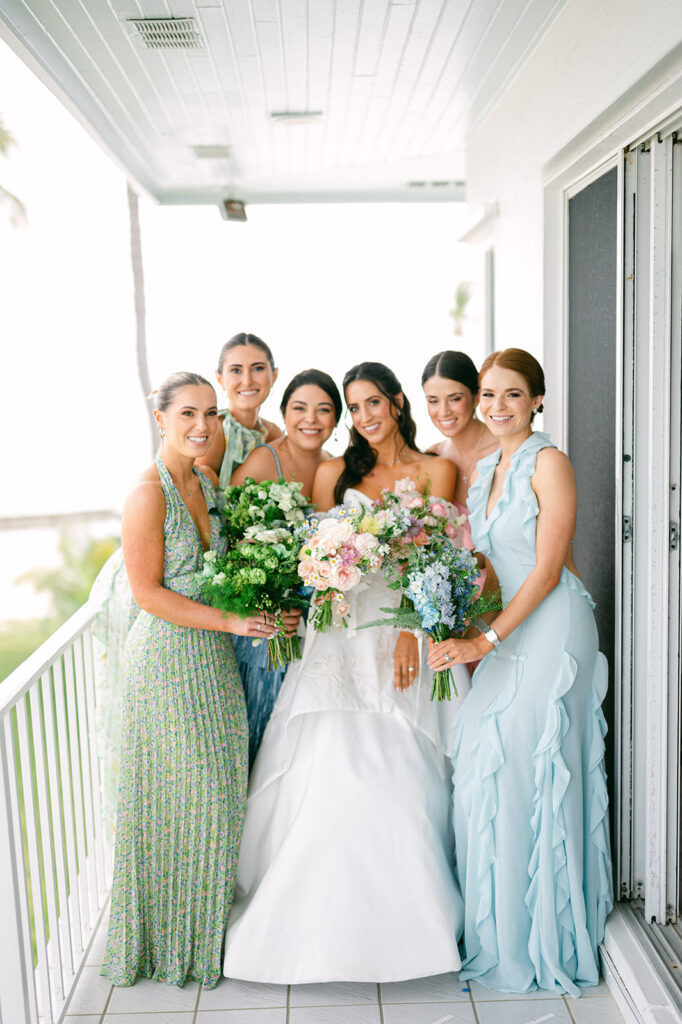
[198,331,282,488]
[101,371,279,989]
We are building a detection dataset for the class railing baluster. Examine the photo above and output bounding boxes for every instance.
[30,674,67,1007]
[0,715,38,1024]
[41,665,76,983]
[82,629,109,901]
[16,698,54,1022]
[52,657,84,961]
[63,645,91,948]
[73,634,100,919]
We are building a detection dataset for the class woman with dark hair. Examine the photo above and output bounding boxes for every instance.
[422,350,498,509]
[197,332,281,488]
[428,348,613,995]
[102,372,279,990]
[230,369,342,763]
[223,362,470,984]
[232,368,342,497]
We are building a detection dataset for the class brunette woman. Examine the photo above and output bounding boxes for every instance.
[231,369,342,762]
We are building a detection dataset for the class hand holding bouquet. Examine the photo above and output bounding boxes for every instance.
[198,479,313,668]
[298,510,388,631]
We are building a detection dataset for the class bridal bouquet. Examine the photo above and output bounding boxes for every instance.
[298,509,390,631]
[372,477,466,571]
[365,534,502,701]
[198,478,313,668]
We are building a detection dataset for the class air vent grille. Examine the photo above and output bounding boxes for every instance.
[128,18,204,50]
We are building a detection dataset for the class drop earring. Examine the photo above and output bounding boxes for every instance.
[160,428,166,438]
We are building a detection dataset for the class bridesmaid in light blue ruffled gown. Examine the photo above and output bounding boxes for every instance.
[428,348,613,996]
[230,369,342,764]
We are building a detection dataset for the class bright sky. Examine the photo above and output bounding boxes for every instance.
[0,36,485,522]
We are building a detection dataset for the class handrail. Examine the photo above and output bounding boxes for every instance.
[0,598,111,1024]
[0,599,103,713]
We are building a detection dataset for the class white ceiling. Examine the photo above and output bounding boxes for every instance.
[0,0,566,208]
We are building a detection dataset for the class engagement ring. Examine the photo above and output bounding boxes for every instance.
[444,653,452,663]
[408,667,415,673]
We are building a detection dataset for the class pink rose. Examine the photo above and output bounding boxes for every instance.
[405,496,424,509]
[445,522,459,539]
[430,501,447,516]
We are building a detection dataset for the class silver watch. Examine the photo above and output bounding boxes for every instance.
[484,626,501,648]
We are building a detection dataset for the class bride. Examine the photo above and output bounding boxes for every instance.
[223,362,470,984]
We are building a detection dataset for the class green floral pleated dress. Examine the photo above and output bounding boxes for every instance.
[102,456,248,989]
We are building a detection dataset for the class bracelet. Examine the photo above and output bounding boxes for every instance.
[483,626,501,648]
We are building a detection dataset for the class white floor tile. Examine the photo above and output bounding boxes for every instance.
[64,965,113,1015]
[198,978,287,1009]
[107,977,199,1013]
[474,997,573,1024]
[568,978,612,998]
[289,981,378,1005]
[196,1011,287,1023]
[382,1000,476,1023]
[64,1017,100,1023]
[381,973,469,1003]
[290,1006,381,1024]
[468,981,566,1001]
[104,1014,194,1023]
[565,997,626,1023]
[85,919,110,965]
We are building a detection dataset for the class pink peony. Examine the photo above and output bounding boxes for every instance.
[333,564,362,590]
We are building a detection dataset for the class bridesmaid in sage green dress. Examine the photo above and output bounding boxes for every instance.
[101,371,281,989]
[197,331,282,489]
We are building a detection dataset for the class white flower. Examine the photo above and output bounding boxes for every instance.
[204,550,217,563]
[212,572,226,585]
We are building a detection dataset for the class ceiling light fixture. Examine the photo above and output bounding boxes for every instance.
[270,111,323,127]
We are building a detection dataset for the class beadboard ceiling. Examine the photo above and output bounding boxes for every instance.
[0,0,566,207]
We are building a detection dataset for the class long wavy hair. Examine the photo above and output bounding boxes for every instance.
[333,362,419,505]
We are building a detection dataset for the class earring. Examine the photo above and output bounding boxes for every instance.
[160,428,166,438]
[333,429,338,443]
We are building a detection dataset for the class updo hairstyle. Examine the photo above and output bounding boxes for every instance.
[333,362,419,505]
[155,371,214,411]
[217,332,275,372]
[421,350,479,395]
[280,369,343,423]
[479,348,545,420]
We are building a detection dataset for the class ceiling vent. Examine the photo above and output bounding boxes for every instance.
[128,18,204,50]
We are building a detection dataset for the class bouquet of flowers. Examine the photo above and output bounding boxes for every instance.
[298,508,390,631]
[371,477,466,571]
[198,479,313,669]
[365,533,502,701]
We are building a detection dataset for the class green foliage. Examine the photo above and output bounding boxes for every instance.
[2,529,119,682]
[17,530,119,621]
[0,116,27,227]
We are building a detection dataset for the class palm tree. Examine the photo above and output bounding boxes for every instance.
[449,281,472,336]
[0,117,27,226]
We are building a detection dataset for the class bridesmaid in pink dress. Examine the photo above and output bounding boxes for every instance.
[422,351,499,546]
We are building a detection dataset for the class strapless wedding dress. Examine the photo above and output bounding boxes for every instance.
[223,488,470,983]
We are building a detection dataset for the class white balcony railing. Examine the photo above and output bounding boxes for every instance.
[0,600,111,1024]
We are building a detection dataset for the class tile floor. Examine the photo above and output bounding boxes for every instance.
[64,911,627,1024]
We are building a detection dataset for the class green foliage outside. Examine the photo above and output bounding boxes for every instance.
[0,530,119,682]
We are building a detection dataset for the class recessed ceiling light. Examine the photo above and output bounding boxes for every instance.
[270,111,323,127]
[191,145,231,160]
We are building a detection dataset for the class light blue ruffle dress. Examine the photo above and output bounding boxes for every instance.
[451,431,613,996]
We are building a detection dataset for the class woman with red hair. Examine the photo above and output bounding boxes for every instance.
[428,348,613,995]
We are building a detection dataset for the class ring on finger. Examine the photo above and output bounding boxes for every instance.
[408,666,415,673]
[444,653,452,663]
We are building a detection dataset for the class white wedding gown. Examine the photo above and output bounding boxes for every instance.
[223,489,470,983]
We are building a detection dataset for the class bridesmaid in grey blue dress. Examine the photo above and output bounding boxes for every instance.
[230,369,342,763]
[428,349,613,996]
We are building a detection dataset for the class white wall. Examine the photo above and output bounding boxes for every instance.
[465,0,682,374]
